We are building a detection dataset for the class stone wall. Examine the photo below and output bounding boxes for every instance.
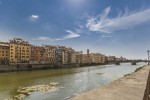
[143,71,150,100]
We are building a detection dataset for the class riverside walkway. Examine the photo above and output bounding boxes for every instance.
[71,65,150,100]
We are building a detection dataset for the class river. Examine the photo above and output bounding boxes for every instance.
[0,62,146,100]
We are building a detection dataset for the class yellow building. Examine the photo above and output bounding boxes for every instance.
[91,53,106,64]
[9,38,30,65]
[91,53,100,64]
[0,42,10,64]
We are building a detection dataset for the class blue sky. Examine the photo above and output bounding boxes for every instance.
[0,0,150,59]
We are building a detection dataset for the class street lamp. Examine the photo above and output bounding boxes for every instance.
[147,50,150,65]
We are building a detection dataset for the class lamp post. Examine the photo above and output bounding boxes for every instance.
[147,50,150,65]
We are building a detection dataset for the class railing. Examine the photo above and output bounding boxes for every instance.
[143,71,150,100]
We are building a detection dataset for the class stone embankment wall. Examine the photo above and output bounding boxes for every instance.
[0,64,53,72]
[143,71,150,100]
[0,63,79,72]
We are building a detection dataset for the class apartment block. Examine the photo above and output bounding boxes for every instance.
[76,51,83,64]
[91,53,101,64]
[81,49,92,64]
[0,42,10,64]
[91,53,106,64]
[9,38,30,65]
[55,46,65,66]
[81,54,91,64]
[108,56,116,62]
[70,52,77,64]
[30,45,43,64]
[43,45,57,64]
[62,49,69,64]
[30,45,47,64]
[55,46,77,65]
[100,54,106,63]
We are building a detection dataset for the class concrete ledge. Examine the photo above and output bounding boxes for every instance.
[71,65,150,100]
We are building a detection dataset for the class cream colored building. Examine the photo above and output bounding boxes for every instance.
[100,54,106,63]
[75,51,83,64]
[55,46,77,65]
[43,45,57,64]
[108,56,116,62]
[0,42,10,64]
[9,38,30,65]
[70,52,77,64]
[62,47,69,64]
[68,48,77,64]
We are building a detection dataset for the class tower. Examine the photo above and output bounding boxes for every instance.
[87,49,89,57]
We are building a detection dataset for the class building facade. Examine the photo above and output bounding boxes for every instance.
[81,49,92,64]
[108,56,116,62]
[0,42,10,64]
[9,38,30,65]
[30,45,47,64]
[0,38,120,66]
[91,53,106,64]
[43,45,57,64]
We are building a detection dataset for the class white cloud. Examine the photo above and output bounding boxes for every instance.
[33,30,80,42]
[86,7,150,33]
[101,35,112,38]
[33,37,54,41]
[65,30,80,39]
[29,14,39,21]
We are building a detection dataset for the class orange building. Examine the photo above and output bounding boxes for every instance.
[30,45,48,64]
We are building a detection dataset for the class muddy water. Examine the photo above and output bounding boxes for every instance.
[0,62,145,100]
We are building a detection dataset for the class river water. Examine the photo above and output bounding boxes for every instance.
[0,62,146,100]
